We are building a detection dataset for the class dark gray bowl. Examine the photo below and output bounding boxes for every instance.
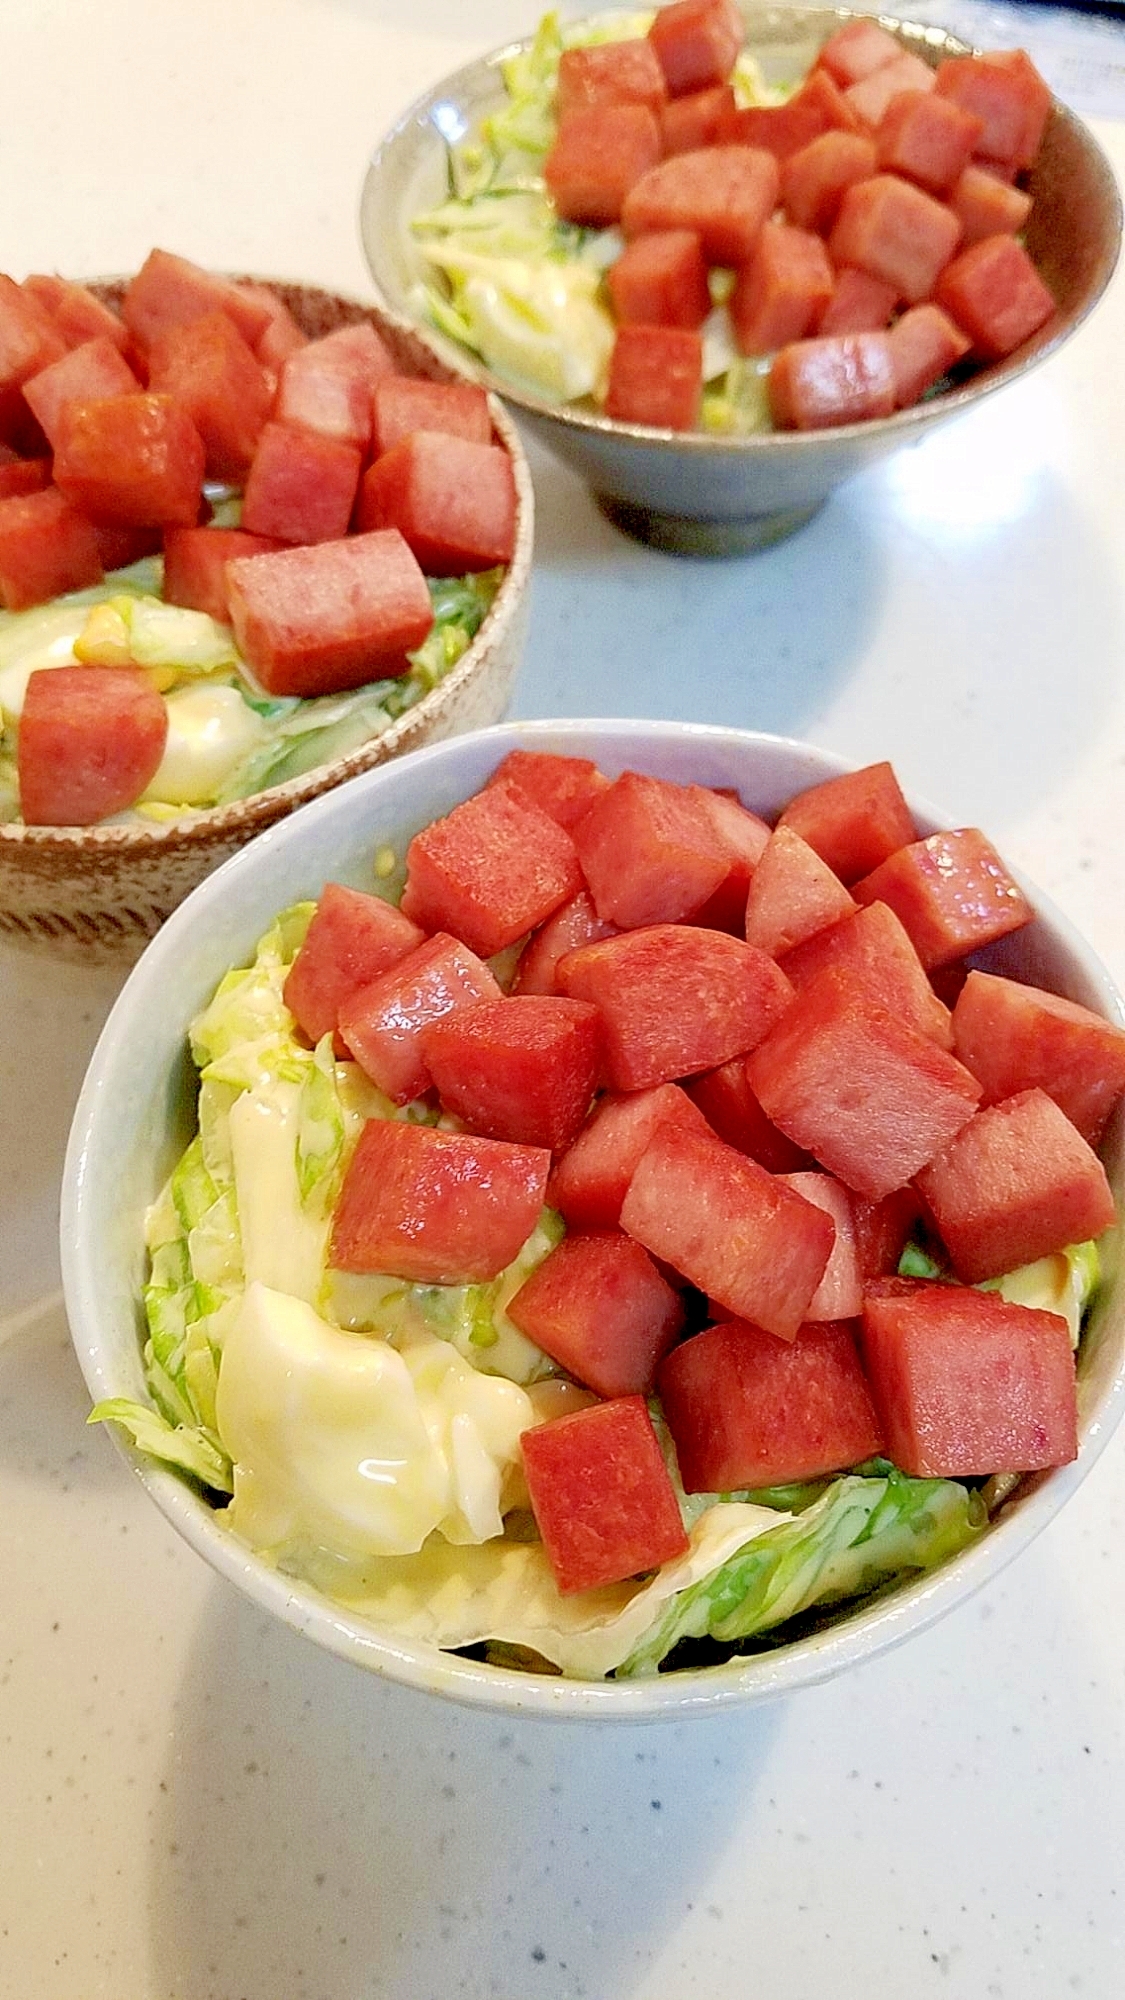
[360,6,1121,554]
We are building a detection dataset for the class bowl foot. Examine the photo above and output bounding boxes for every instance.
[596,494,824,557]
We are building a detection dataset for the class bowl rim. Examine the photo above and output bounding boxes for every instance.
[0,278,534,857]
[359,4,1123,452]
[61,718,1125,1719]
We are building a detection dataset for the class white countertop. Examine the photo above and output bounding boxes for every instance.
[3,3,1125,1994]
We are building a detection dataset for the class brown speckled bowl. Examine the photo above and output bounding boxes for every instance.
[0,282,533,965]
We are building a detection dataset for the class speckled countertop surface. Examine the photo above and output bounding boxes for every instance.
[3,3,1125,1995]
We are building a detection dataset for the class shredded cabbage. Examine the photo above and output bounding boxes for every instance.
[617,1470,986,1677]
[1,562,502,824]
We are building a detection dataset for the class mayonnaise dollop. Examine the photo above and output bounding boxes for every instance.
[216,1283,534,1559]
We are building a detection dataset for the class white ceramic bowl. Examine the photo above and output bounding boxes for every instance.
[61,720,1125,1718]
[360,7,1121,555]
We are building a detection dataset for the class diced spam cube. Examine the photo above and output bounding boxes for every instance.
[272,320,372,434]
[648,0,742,96]
[860,1278,1077,1475]
[18,664,166,824]
[400,780,583,958]
[605,325,703,431]
[723,95,831,163]
[887,302,972,408]
[817,265,899,335]
[252,291,309,373]
[934,235,1055,361]
[685,1057,810,1171]
[575,770,730,928]
[122,249,277,351]
[778,1172,861,1320]
[274,323,394,452]
[558,924,794,1091]
[52,392,205,526]
[225,530,434,695]
[508,1233,684,1397]
[844,52,936,132]
[241,421,362,545]
[829,175,961,304]
[659,1318,883,1490]
[544,103,663,226]
[620,1119,835,1339]
[421,995,601,1153]
[949,164,1032,248]
[21,337,138,451]
[781,131,878,234]
[556,39,668,117]
[282,882,425,1047]
[147,310,272,481]
[724,68,861,157]
[791,66,864,134]
[777,760,916,882]
[977,49,1053,169]
[853,827,1034,968]
[622,147,780,265]
[546,1082,712,1231]
[357,431,516,572]
[778,900,953,1051]
[688,787,772,932]
[875,89,983,195]
[162,525,284,624]
[337,932,501,1104]
[743,825,856,959]
[520,1396,689,1595]
[607,232,712,330]
[371,375,492,456]
[730,222,835,356]
[487,748,610,831]
[0,275,66,394]
[329,1118,550,1284]
[932,55,1041,168]
[915,1088,1116,1282]
[769,332,895,430]
[22,274,131,354]
[0,485,103,609]
[253,300,306,376]
[952,969,1125,1147]
[660,83,735,154]
[746,963,981,1198]
[513,890,618,998]
[816,20,905,90]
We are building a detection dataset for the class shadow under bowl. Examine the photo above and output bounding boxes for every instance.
[359,5,1121,555]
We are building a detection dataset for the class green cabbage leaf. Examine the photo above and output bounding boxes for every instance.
[617,1469,986,1676]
